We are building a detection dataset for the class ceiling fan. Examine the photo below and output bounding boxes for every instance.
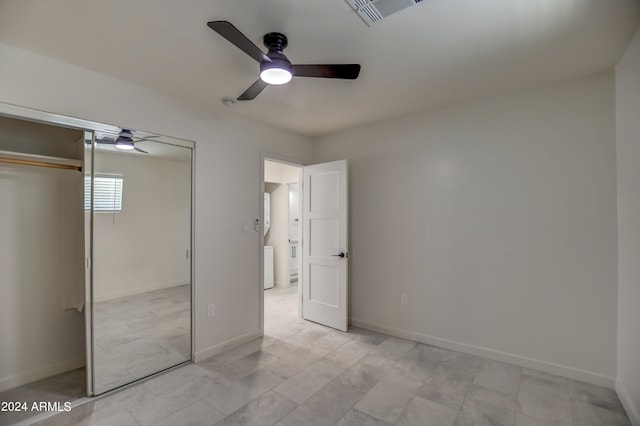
[93,129,155,153]
[207,20,361,100]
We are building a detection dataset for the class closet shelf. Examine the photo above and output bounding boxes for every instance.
[0,150,82,171]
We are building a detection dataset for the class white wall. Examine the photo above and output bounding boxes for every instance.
[315,71,618,387]
[264,159,287,287]
[265,161,300,184]
[0,163,85,391]
[264,161,284,183]
[265,182,287,287]
[92,151,191,301]
[0,115,83,160]
[0,42,314,361]
[615,27,640,426]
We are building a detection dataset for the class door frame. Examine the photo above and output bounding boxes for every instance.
[260,153,304,333]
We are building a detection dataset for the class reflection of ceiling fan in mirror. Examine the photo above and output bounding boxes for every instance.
[94,129,158,154]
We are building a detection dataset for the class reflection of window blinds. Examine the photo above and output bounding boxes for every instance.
[84,175,123,212]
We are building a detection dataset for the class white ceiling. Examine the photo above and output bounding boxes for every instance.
[0,0,638,137]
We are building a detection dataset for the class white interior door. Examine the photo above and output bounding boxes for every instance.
[302,160,348,331]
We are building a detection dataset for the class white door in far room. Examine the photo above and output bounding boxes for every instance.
[302,160,348,332]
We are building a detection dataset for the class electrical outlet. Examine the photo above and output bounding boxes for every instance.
[401,293,408,305]
[207,304,215,317]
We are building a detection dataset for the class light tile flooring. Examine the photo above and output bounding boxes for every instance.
[0,368,85,426]
[93,284,191,392]
[0,285,190,426]
[26,285,631,426]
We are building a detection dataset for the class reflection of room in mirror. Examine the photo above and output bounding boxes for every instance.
[94,132,192,162]
[91,141,192,394]
[91,150,191,301]
[93,285,190,392]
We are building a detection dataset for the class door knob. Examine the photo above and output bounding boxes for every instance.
[332,252,346,258]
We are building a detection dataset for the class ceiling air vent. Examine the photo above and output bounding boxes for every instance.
[346,0,423,26]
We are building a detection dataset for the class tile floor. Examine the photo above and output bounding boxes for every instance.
[93,284,191,392]
[26,285,631,426]
[0,368,86,426]
[0,285,190,426]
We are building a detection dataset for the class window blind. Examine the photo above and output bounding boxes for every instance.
[84,175,123,212]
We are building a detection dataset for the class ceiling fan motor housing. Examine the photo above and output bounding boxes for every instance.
[263,32,288,50]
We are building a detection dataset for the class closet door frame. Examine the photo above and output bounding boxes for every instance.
[85,130,95,395]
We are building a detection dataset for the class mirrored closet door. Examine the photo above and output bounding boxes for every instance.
[89,131,193,395]
[0,103,194,405]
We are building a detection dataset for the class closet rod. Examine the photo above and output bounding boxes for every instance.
[0,156,82,171]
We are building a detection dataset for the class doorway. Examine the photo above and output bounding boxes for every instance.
[262,156,350,333]
[263,159,303,327]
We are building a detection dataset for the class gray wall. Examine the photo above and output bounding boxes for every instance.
[315,71,618,387]
[615,26,640,426]
[0,42,314,361]
[0,163,85,390]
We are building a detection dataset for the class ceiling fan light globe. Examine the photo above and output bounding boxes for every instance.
[260,67,292,85]
[115,141,135,150]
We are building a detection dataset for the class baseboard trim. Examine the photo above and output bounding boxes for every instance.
[0,356,86,392]
[350,317,616,388]
[616,379,640,426]
[193,330,263,363]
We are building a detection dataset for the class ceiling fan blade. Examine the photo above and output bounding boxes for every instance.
[207,21,269,64]
[134,147,148,154]
[132,135,160,141]
[237,79,269,101]
[96,139,116,145]
[292,64,361,79]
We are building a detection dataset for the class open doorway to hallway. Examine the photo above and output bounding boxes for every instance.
[262,157,349,332]
[263,159,302,325]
